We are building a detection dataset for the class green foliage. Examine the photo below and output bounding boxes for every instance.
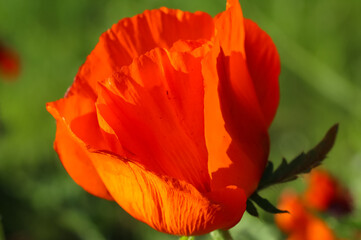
[246,200,259,217]
[247,124,338,217]
[258,124,339,190]
[248,193,288,215]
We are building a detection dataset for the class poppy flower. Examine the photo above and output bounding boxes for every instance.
[275,192,336,240]
[47,0,280,235]
[304,169,353,216]
[0,42,20,80]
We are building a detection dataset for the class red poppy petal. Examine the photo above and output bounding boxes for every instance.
[304,169,353,215]
[46,101,112,200]
[214,0,245,56]
[47,6,215,205]
[95,46,212,192]
[67,8,214,99]
[304,170,336,212]
[90,151,246,235]
[209,0,272,195]
[244,19,280,127]
[203,44,269,196]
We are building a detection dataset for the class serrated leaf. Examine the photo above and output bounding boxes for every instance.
[250,193,288,214]
[258,124,338,190]
[259,161,274,184]
[246,199,259,217]
[271,158,288,179]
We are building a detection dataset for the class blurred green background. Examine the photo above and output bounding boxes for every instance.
[0,0,360,239]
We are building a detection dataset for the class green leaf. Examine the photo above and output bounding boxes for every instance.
[258,161,274,184]
[246,199,259,217]
[250,193,288,214]
[258,124,338,190]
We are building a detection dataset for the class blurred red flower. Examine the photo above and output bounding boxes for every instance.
[304,169,353,216]
[275,191,336,240]
[0,42,20,80]
[47,0,280,235]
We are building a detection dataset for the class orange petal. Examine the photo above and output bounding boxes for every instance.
[304,170,337,212]
[202,43,269,196]
[275,192,310,234]
[92,43,248,235]
[47,99,113,200]
[47,6,214,203]
[275,191,336,240]
[208,0,270,195]
[244,19,280,127]
[90,150,246,235]
[68,8,214,98]
[284,218,336,240]
[214,1,280,127]
[305,218,335,240]
[95,46,212,192]
[214,0,245,56]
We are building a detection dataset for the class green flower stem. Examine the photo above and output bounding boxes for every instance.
[179,236,195,240]
[210,230,233,240]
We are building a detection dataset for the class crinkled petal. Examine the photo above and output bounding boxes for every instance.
[244,19,280,127]
[68,8,214,98]
[47,7,214,201]
[95,46,212,192]
[90,151,246,235]
[87,42,248,235]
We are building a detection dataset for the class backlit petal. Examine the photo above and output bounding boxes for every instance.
[90,151,246,235]
[68,8,214,98]
[96,46,211,192]
[48,8,214,200]
[203,44,269,196]
[214,1,280,127]
[46,1,280,235]
[46,100,112,200]
[214,0,245,56]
